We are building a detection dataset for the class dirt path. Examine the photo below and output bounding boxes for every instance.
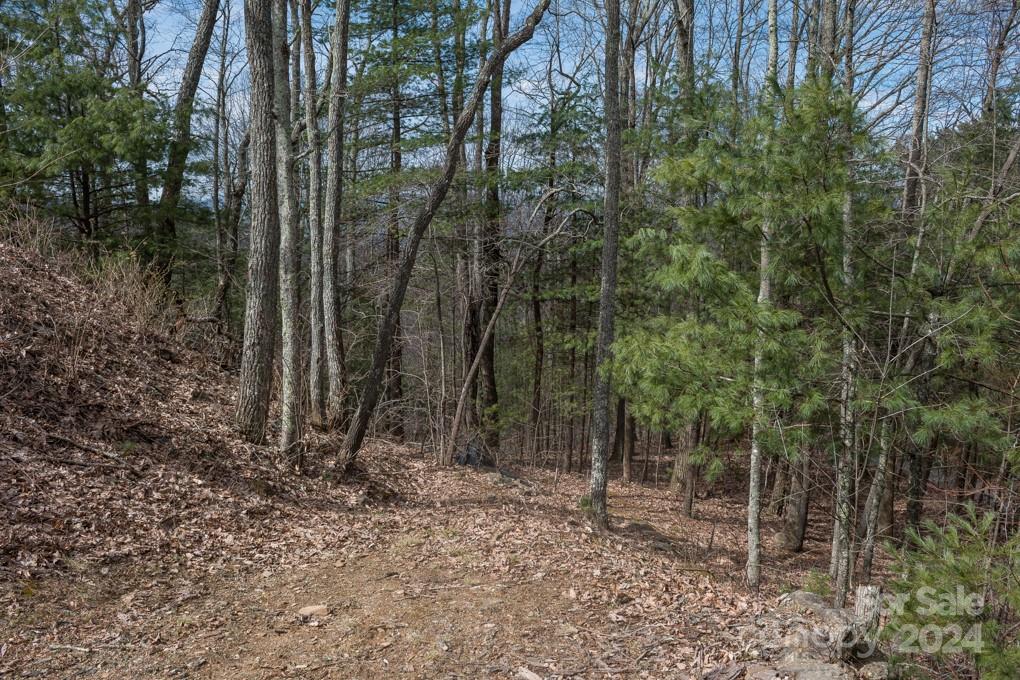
[154,528,590,678]
[3,462,836,679]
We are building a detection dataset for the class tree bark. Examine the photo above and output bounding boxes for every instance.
[785,0,799,91]
[384,0,405,440]
[588,0,622,530]
[530,243,545,453]
[769,458,788,516]
[672,0,694,93]
[981,0,1017,119]
[126,0,149,216]
[831,0,857,609]
[301,0,326,429]
[235,0,280,443]
[903,0,935,217]
[322,0,352,428]
[274,0,302,455]
[612,397,626,462]
[622,414,635,483]
[859,421,890,580]
[212,7,228,329]
[153,0,221,285]
[780,452,811,552]
[463,0,491,431]
[478,0,510,451]
[746,0,778,592]
[565,253,578,473]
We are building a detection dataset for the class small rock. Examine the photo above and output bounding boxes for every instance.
[858,661,890,679]
[297,604,329,620]
[556,622,578,636]
[743,665,781,680]
[517,668,543,680]
[774,660,853,680]
[705,663,747,679]
[778,590,829,615]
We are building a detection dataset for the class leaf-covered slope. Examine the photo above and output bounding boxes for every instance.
[0,242,380,579]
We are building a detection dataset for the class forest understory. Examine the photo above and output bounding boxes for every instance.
[2,227,891,679]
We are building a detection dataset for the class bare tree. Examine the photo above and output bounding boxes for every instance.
[235,0,280,443]
[746,0,778,592]
[274,0,302,454]
[322,0,353,428]
[301,0,326,428]
[588,0,622,531]
[153,0,222,284]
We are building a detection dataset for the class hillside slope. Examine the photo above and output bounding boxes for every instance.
[0,241,389,580]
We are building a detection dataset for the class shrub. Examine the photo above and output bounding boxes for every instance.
[884,506,1020,679]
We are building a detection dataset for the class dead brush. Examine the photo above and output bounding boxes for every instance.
[1,207,173,339]
[81,251,175,338]
[60,314,91,382]
[0,205,58,257]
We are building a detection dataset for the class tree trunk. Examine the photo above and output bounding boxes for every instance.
[588,0,622,530]
[731,0,744,119]
[612,397,626,462]
[384,0,405,440]
[301,0,326,429]
[565,253,578,473]
[769,458,788,516]
[274,0,302,455]
[154,0,221,285]
[746,0,778,592]
[322,0,352,428]
[785,0,799,91]
[126,0,149,217]
[831,0,857,608]
[780,453,810,552]
[859,421,890,581]
[672,0,694,93]
[981,0,1018,119]
[463,0,490,432]
[903,0,935,217]
[236,0,280,443]
[622,414,635,483]
[906,446,926,531]
[818,0,838,79]
[212,7,228,330]
[530,246,545,453]
[478,0,510,452]
[673,418,700,518]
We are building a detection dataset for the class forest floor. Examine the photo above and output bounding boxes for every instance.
[0,240,880,678]
[2,450,851,679]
